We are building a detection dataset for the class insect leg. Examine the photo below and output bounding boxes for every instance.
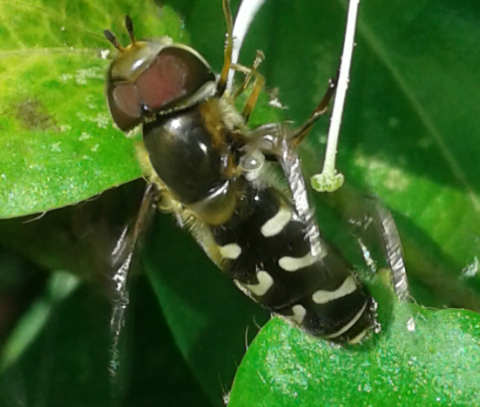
[373,203,409,301]
[237,125,375,341]
[345,193,410,301]
[256,126,322,251]
[249,124,409,299]
[226,59,265,123]
[289,70,339,147]
[240,122,323,258]
[109,183,156,382]
[231,50,265,100]
[241,69,338,156]
[217,0,234,96]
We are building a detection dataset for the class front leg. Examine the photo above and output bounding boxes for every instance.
[109,182,156,386]
[240,123,323,259]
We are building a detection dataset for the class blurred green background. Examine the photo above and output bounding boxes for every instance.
[1,0,480,406]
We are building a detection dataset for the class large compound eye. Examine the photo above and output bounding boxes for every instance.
[107,80,142,132]
[135,47,214,111]
[106,46,214,132]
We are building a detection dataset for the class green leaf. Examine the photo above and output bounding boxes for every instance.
[0,271,79,372]
[228,280,480,407]
[0,276,114,407]
[0,0,187,218]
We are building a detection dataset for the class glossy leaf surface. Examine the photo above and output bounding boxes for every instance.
[229,279,480,406]
[0,0,186,217]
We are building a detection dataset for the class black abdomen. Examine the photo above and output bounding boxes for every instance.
[211,182,372,342]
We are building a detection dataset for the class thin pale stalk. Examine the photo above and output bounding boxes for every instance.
[227,0,266,92]
[312,0,360,192]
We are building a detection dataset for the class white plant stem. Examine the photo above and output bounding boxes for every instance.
[312,0,361,192]
[227,0,266,92]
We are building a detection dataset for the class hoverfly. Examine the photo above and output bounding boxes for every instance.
[0,0,413,404]
[102,0,385,346]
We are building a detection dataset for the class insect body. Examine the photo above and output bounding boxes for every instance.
[104,3,373,342]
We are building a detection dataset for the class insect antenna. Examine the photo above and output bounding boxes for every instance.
[125,15,136,45]
[103,29,125,51]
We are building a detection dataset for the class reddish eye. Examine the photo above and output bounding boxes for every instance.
[106,46,214,132]
[136,52,188,110]
[136,47,214,111]
[114,83,142,117]
[107,81,142,132]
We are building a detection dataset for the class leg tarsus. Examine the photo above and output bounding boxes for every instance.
[244,70,339,149]
[290,71,339,147]
[339,191,410,301]
[241,71,265,123]
[226,53,266,124]
[232,50,265,100]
